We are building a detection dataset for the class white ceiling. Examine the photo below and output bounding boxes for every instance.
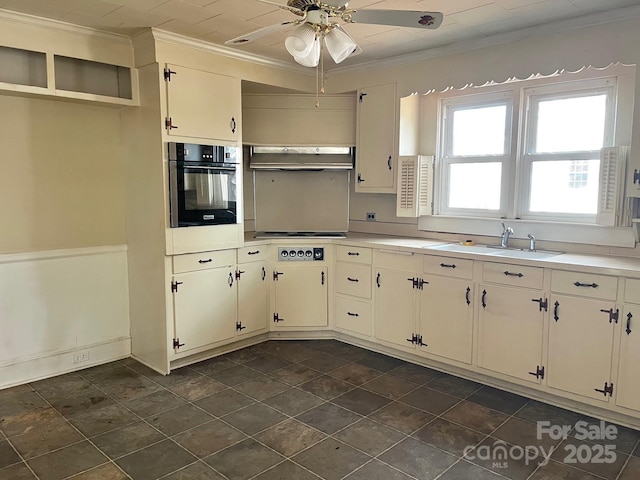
[1,0,639,69]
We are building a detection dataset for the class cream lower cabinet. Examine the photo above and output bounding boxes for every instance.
[547,270,619,403]
[419,276,474,364]
[547,294,617,402]
[236,261,268,336]
[477,262,546,384]
[172,265,237,355]
[272,265,328,328]
[617,278,640,412]
[374,267,419,348]
[335,245,373,337]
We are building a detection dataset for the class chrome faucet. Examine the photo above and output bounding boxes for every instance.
[528,233,536,252]
[500,221,514,248]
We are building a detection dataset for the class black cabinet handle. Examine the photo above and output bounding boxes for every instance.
[347,312,359,317]
[230,117,236,134]
[627,312,633,335]
[553,301,560,321]
[503,271,524,278]
[481,289,487,309]
[347,277,359,282]
[198,259,212,264]
[440,263,457,269]
[347,252,360,256]
[321,271,325,285]
[261,267,266,281]
[465,287,471,305]
[387,155,392,170]
[247,250,260,255]
[376,273,381,288]
[574,281,598,288]
[228,272,234,287]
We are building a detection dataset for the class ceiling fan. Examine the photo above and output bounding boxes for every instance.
[225,0,444,67]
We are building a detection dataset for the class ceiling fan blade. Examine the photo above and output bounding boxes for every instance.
[257,0,304,16]
[225,21,298,45]
[349,10,443,30]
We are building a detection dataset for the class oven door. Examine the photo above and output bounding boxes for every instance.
[169,161,238,227]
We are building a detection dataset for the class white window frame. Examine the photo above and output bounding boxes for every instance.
[517,78,616,223]
[437,91,514,218]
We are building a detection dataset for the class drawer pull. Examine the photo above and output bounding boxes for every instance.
[347,252,360,256]
[440,263,457,269]
[198,259,212,264]
[247,250,260,255]
[574,281,599,288]
[626,312,632,335]
[347,312,359,317]
[347,277,359,282]
[503,271,524,278]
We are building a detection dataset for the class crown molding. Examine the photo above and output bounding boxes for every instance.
[148,28,314,77]
[0,8,132,46]
[327,4,640,77]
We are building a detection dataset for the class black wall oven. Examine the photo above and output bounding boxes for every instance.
[168,142,239,228]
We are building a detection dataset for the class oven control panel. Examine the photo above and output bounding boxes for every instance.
[278,247,324,261]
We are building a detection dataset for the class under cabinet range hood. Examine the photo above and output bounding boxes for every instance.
[249,146,354,170]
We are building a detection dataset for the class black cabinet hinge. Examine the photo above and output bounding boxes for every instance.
[531,298,548,312]
[273,313,284,323]
[600,308,619,324]
[406,333,417,344]
[235,269,245,280]
[273,271,283,281]
[173,337,184,349]
[416,334,427,347]
[359,92,367,103]
[164,67,176,81]
[528,365,545,379]
[594,382,614,397]
[171,280,183,293]
[165,117,178,130]
[236,321,246,331]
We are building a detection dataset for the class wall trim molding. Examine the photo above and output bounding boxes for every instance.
[0,8,132,47]
[0,244,127,264]
[0,337,131,390]
[327,5,640,77]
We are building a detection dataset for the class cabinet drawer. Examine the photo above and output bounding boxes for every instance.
[374,249,420,271]
[551,270,617,301]
[423,255,473,279]
[335,296,372,336]
[482,262,543,289]
[336,245,372,264]
[173,249,236,274]
[625,278,640,304]
[237,245,268,264]
[336,262,372,299]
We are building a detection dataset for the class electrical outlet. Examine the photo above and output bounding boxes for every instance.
[366,212,377,221]
[73,350,90,364]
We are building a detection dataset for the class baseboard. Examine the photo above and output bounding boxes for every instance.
[0,337,131,390]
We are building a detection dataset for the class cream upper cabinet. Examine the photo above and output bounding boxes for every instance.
[419,276,474,364]
[477,284,546,383]
[617,303,640,412]
[547,294,617,402]
[236,261,268,336]
[171,267,237,355]
[164,63,240,142]
[356,83,398,193]
[272,265,328,327]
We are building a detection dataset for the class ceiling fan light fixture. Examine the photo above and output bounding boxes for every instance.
[293,35,321,67]
[324,26,357,64]
[285,23,316,58]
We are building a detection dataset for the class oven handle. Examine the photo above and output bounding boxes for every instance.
[182,166,237,172]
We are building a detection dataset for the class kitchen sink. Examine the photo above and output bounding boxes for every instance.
[424,243,562,259]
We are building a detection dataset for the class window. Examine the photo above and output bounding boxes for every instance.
[439,93,513,216]
[437,77,616,223]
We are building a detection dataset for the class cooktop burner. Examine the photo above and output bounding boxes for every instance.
[255,231,347,239]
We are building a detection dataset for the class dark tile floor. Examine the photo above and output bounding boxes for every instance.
[1,340,639,480]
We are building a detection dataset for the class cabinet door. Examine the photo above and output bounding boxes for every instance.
[617,305,640,411]
[374,267,417,348]
[165,64,240,142]
[547,295,616,402]
[356,83,397,193]
[237,262,268,336]
[419,277,473,364]
[172,268,237,354]
[273,265,327,327]
[477,285,545,383]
